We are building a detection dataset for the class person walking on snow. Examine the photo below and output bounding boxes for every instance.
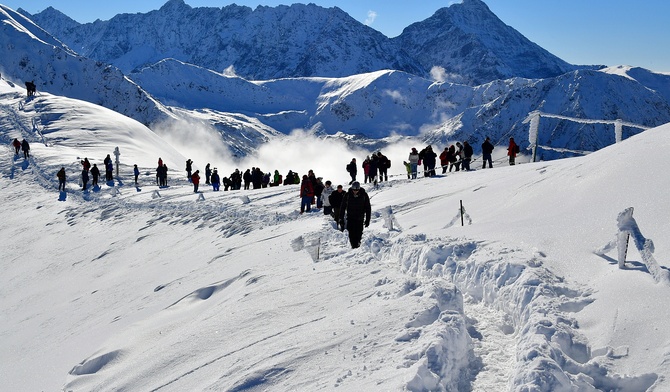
[191,170,200,193]
[12,138,21,155]
[57,167,66,191]
[133,164,140,184]
[21,139,30,159]
[328,184,346,228]
[508,137,519,165]
[81,168,89,191]
[339,181,371,249]
[300,174,314,214]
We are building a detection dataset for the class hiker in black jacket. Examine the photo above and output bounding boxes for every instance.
[339,182,371,249]
[328,184,346,227]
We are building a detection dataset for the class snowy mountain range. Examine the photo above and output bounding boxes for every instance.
[2,1,669,161]
[21,0,578,84]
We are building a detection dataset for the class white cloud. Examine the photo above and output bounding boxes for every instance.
[152,116,235,174]
[364,10,377,26]
[383,89,405,102]
[430,66,464,84]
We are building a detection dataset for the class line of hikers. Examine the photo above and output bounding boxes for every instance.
[46,134,520,195]
[182,158,314,193]
[296,168,370,249]
[353,137,519,181]
[53,154,116,192]
[11,138,30,159]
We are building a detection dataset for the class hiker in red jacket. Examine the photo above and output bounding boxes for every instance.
[508,137,519,165]
[300,175,314,214]
[192,170,200,193]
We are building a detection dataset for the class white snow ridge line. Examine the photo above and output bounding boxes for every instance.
[374,235,659,391]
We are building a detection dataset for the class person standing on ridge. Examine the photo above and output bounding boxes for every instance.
[462,141,473,171]
[90,164,100,187]
[339,181,371,249]
[377,151,390,182]
[481,137,494,169]
[81,168,89,191]
[133,164,140,185]
[186,159,193,181]
[422,145,437,177]
[300,174,314,214]
[346,158,357,185]
[508,137,519,165]
[211,169,220,191]
[191,170,200,193]
[408,148,419,179]
[321,180,335,216]
[57,167,66,191]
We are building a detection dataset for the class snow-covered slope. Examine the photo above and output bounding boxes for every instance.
[0,5,173,127]
[1,72,670,392]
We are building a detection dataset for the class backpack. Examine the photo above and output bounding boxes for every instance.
[514,145,520,154]
[387,159,391,168]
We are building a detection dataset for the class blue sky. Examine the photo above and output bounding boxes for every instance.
[5,0,670,72]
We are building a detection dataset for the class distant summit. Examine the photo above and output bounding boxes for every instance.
[394,0,581,84]
[23,0,583,84]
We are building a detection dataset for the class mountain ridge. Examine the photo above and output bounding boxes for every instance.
[22,0,583,83]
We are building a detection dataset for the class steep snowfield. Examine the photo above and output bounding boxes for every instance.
[1,79,670,391]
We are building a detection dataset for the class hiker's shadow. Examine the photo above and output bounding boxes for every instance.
[58,191,67,201]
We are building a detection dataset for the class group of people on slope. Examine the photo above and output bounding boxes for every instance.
[345,151,392,186]
[51,152,121,192]
[300,168,371,249]
[182,158,322,194]
[77,154,113,191]
[399,136,520,179]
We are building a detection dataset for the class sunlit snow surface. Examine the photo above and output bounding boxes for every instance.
[1,80,669,391]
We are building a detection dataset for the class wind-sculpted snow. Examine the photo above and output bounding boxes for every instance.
[376,236,659,391]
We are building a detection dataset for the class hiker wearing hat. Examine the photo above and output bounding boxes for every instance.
[339,182,371,249]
